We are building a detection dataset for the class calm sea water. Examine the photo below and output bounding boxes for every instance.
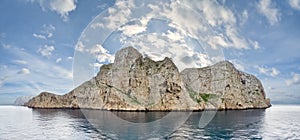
[0,105,299,139]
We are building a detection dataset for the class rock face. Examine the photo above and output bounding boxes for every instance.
[27,47,271,110]
[14,95,34,106]
[181,61,271,110]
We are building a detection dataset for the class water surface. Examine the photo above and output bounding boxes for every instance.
[0,105,299,139]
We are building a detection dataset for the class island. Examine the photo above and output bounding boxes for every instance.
[26,47,271,111]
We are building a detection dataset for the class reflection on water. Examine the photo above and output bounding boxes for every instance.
[0,105,300,139]
[112,111,170,123]
[169,109,265,139]
[80,109,191,139]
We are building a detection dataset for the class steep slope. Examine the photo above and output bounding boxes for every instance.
[27,47,194,110]
[180,61,271,110]
[26,47,271,110]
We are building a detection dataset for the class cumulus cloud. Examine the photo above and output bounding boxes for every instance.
[38,45,55,57]
[75,42,114,63]
[31,0,77,21]
[89,44,114,63]
[56,58,62,63]
[257,0,280,25]
[18,68,30,75]
[256,66,280,77]
[120,31,212,71]
[81,0,268,73]
[33,24,55,40]
[118,18,149,36]
[286,73,300,86]
[91,0,134,29]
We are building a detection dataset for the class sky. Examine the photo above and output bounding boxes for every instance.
[0,0,299,105]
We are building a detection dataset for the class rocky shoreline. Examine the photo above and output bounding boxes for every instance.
[26,47,271,111]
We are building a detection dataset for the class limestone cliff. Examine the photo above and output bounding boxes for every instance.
[181,61,271,110]
[26,47,271,110]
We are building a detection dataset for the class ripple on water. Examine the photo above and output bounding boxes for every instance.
[0,105,300,139]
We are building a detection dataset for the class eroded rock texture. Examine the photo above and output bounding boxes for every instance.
[27,47,270,110]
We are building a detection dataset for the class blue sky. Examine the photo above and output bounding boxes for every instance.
[0,0,299,105]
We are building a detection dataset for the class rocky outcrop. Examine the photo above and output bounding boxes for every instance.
[180,61,271,110]
[27,47,271,110]
[14,95,34,106]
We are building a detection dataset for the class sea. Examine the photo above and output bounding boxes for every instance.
[0,105,299,139]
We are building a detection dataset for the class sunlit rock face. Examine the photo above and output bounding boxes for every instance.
[181,61,271,110]
[27,47,270,110]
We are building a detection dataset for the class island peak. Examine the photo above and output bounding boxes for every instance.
[27,47,271,110]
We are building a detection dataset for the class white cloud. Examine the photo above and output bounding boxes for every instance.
[89,44,114,63]
[256,66,280,77]
[257,0,280,25]
[224,26,248,49]
[250,40,260,50]
[289,0,300,10]
[33,24,55,39]
[120,31,212,71]
[119,23,147,36]
[207,34,230,49]
[91,0,134,29]
[56,58,62,63]
[91,63,103,69]
[88,0,263,71]
[162,30,185,41]
[67,56,73,60]
[286,73,300,86]
[13,60,28,65]
[38,45,55,57]
[75,41,85,52]
[271,68,280,76]
[32,0,77,21]
[241,10,248,24]
[18,68,30,75]
[82,0,274,74]
[75,41,114,63]
[89,0,255,50]
[33,33,46,39]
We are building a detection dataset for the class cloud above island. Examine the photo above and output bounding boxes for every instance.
[30,0,77,21]
[257,0,281,25]
[1,0,300,105]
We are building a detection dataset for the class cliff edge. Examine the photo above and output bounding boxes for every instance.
[26,47,271,110]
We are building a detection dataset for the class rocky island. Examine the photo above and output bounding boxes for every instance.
[26,47,271,111]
